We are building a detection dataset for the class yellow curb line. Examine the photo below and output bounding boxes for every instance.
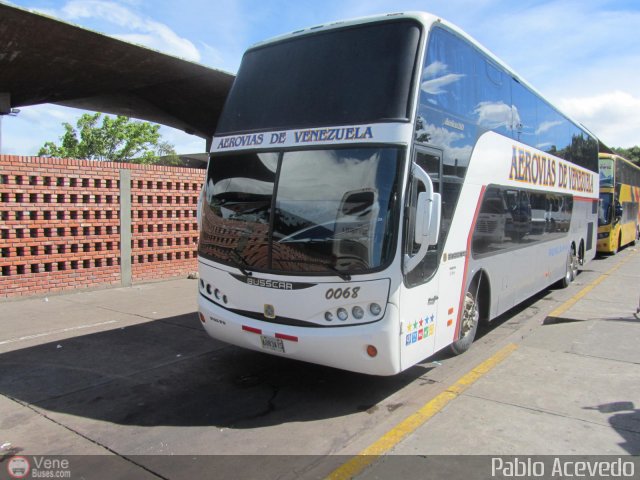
[326,342,519,480]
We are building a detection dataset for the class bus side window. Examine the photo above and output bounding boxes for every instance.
[415,150,441,193]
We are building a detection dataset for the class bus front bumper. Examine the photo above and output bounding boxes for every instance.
[198,294,401,376]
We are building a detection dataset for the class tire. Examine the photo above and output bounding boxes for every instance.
[612,233,621,255]
[451,290,479,355]
[560,247,576,288]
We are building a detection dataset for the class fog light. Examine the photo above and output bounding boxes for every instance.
[366,345,378,357]
[369,303,382,315]
[324,311,334,322]
[198,312,206,323]
[352,306,364,319]
[337,308,348,321]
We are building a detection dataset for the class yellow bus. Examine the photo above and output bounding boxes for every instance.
[597,153,640,253]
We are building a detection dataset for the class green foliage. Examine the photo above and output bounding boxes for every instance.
[38,113,178,163]
[612,146,640,165]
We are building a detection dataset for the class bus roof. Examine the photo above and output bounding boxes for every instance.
[247,11,598,143]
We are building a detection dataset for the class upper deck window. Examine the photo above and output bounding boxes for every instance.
[216,20,421,134]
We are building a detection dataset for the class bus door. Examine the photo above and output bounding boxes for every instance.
[400,146,442,370]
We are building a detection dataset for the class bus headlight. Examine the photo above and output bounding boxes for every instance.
[324,303,384,323]
[201,281,229,305]
[598,232,609,239]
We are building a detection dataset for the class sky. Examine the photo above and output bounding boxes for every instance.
[2,0,640,155]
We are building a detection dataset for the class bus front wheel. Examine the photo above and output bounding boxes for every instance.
[451,290,479,355]
[612,233,621,254]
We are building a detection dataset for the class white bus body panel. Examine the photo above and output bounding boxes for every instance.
[400,131,597,370]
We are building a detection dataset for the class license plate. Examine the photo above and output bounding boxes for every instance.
[260,335,285,353]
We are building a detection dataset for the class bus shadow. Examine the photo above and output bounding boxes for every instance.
[544,314,639,325]
[0,313,431,429]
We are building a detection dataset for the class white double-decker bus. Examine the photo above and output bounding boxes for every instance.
[197,12,599,375]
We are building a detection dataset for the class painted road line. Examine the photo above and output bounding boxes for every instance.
[326,343,519,480]
[0,320,119,346]
[547,250,636,319]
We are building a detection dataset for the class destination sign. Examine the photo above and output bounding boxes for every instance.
[212,123,411,152]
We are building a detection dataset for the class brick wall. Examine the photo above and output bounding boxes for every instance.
[0,155,203,298]
[129,166,201,282]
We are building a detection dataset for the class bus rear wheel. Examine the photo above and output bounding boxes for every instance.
[560,247,576,288]
[451,290,479,355]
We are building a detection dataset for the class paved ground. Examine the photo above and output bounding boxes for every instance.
[0,246,638,479]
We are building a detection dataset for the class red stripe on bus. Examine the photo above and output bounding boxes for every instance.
[455,185,486,340]
[242,325,262,335]
[275,333,298,342]
[574,196,597,203]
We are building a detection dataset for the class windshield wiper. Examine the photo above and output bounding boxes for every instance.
[278,237,328,244]
[326,265,351,282]
[283,259,351,281]
[229,248,253,277]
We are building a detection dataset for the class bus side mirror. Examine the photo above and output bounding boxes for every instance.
[404,165,441,274]
[415,192,441,246]
[614,202,623,221]
[429,193,441,245]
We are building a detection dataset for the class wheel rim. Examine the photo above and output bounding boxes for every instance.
[571,249,578,278]
[565,250,574,283]
[460,292,478,338]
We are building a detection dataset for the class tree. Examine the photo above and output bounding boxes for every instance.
[612,146,640,165]
[38,113,180,164]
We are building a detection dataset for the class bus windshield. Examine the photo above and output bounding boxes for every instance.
[199,147,403,275]
[216,20,421,134]
[599,158,614,188]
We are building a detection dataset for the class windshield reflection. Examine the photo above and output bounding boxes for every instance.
[199,147,402,275]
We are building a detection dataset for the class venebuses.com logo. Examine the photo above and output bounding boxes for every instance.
[6,456,30,479]
[6,456,71,479]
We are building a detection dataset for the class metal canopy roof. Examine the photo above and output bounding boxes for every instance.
[0,3,235,145]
